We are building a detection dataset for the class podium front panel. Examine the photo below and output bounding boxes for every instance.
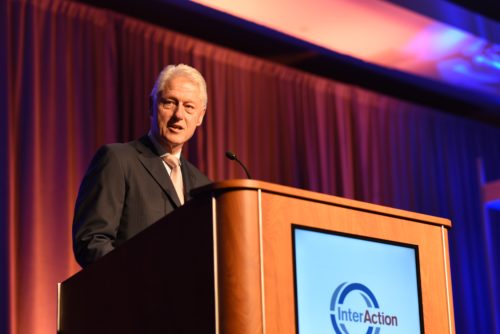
[258,191,454,334]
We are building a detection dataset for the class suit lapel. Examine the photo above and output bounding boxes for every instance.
[133,137,182,208]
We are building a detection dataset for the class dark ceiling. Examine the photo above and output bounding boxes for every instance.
[74,0,500,125]
[448,0,500,23]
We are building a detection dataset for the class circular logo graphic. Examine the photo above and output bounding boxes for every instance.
[330,282,398,334]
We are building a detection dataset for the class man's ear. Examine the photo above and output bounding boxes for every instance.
[196,108,206,126]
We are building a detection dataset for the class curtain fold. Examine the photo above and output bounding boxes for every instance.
[3,0,500,333]
[1,1,11,333]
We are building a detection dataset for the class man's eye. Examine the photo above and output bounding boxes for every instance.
[183,104,195,113]
[161,99,175,107]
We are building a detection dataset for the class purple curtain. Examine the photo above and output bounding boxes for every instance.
[2,0,500,333]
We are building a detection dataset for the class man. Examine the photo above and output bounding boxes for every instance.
[72,64,211,268]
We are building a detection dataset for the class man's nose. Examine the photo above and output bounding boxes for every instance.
[173,104,185,119]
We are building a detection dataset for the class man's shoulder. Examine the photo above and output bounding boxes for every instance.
[99,136,152,156]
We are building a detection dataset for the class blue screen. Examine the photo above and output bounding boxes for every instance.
[293,227,423,334]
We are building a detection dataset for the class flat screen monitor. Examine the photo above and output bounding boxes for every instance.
[293,225,424,334]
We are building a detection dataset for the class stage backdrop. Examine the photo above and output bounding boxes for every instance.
[2,0,500,333]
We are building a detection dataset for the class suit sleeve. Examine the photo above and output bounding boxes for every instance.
[72,145,125,268]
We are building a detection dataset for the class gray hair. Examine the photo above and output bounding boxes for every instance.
[150,64,207,110]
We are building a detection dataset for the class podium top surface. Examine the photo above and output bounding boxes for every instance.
[193,179,451,228]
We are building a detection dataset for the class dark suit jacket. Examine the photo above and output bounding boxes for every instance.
[72,135,211,268]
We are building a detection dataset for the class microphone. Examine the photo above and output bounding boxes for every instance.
[225,151,252,179]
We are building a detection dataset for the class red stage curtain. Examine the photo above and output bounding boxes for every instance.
[3,0,500,333]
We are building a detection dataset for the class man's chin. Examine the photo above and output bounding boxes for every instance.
[163,137,185,152]
[165,135,184,144]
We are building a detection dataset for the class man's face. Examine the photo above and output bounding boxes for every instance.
[151,76,206,154]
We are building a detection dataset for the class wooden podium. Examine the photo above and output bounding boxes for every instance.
[58,180,455,333]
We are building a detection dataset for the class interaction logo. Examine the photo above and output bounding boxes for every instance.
[330,282,399,334]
